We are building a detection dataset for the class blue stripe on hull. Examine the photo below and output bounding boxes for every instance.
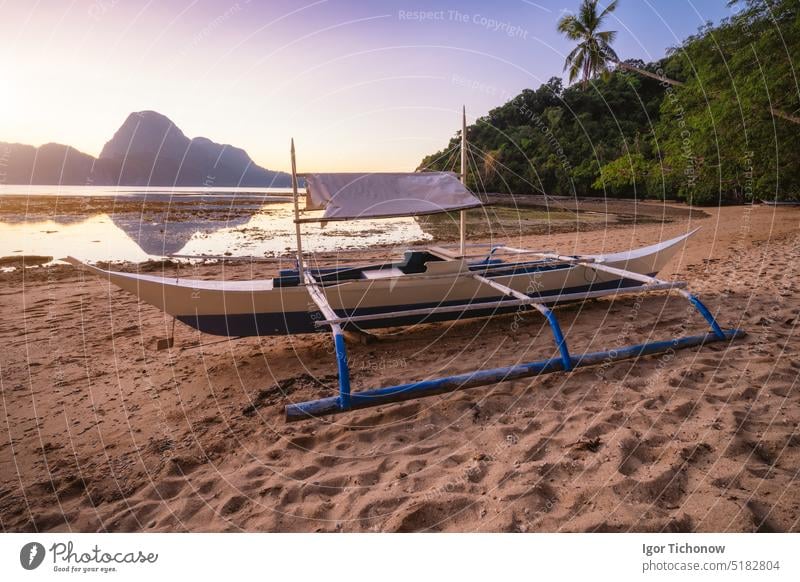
[176,276,650,337]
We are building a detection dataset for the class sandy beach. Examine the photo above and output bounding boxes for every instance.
[1,203,798,533]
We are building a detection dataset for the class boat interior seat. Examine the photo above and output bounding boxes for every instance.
[270,252,550,287]
[273,250,452,286]
[396,250,442,274]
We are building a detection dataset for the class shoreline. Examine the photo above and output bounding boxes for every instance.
[1,204,799,532]
[0,193,700,271]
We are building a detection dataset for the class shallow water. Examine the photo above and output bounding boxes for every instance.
[0,187,433,263]
[0,187,580,265]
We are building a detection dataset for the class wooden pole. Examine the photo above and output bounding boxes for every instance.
[459,106,467,257]
[290,138,305,281]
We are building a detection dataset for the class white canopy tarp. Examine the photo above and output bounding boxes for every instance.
[303,172,482,221]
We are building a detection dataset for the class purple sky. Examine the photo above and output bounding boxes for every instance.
[1,0,735,171]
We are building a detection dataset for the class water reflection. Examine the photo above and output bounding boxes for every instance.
[108,212,252,256]
[0,214,152,263]
[0,199,432,264]
[0,188,577,265]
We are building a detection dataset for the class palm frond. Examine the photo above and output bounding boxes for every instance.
[596,30,617,44]
[598,39,620,62]
[599,0,620,20]
[564,44,583,68]
[568,48,587,83]
[579,0,598,32]
[557,15,586,39]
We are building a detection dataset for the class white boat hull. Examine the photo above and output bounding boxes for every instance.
[65,231,694,336]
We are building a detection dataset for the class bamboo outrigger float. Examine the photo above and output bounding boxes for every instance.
[66,109,744,422]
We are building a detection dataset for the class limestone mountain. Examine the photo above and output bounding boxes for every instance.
[0,111,290,187]
[0,142,97,185]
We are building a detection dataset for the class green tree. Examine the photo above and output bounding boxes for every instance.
[592,152,651,197]
[421,0,799,204]
[652,0,800,203]
[558,0,683,87]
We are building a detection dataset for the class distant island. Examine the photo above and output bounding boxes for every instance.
[0,110,291,187]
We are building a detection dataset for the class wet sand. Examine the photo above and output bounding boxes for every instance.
[1,204,798,532]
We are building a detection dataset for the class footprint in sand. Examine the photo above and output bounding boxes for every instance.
[146,478,186,501]
[219,495,249,516]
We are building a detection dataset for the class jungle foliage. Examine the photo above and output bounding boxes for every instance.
[418,0,799,204]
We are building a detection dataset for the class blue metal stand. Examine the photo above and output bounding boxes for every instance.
[286,280,744,422]
[286,328,743,421]
[683,292,726,339]
[333,331,351,409]
[540,305,572,371]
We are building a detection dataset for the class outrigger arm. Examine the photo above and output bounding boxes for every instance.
[471,273,572,371]
[285,260,743,422]
[303,269,352,410]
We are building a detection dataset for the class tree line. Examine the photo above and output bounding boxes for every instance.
[419,0,798,204]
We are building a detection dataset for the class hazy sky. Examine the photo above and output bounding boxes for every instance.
[1,0,734,172]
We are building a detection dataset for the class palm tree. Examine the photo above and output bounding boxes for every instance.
[558,0,800,126]
[557,0,683,87]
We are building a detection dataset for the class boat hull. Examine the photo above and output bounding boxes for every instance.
[174,275,651,335]
[65,231,695,337]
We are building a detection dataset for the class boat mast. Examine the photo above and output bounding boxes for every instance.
[290,138,305,280]
[459,106,467,257]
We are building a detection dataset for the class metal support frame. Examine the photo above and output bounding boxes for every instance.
[290,139,305,281]
[286,259,744,422]
[459,106,467,258]
[270,127,743,422]
[286,329,743,420]
[314,281,686,327]
[303,271,351,409]
[472,273,572,371]
[566,257,727,341]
